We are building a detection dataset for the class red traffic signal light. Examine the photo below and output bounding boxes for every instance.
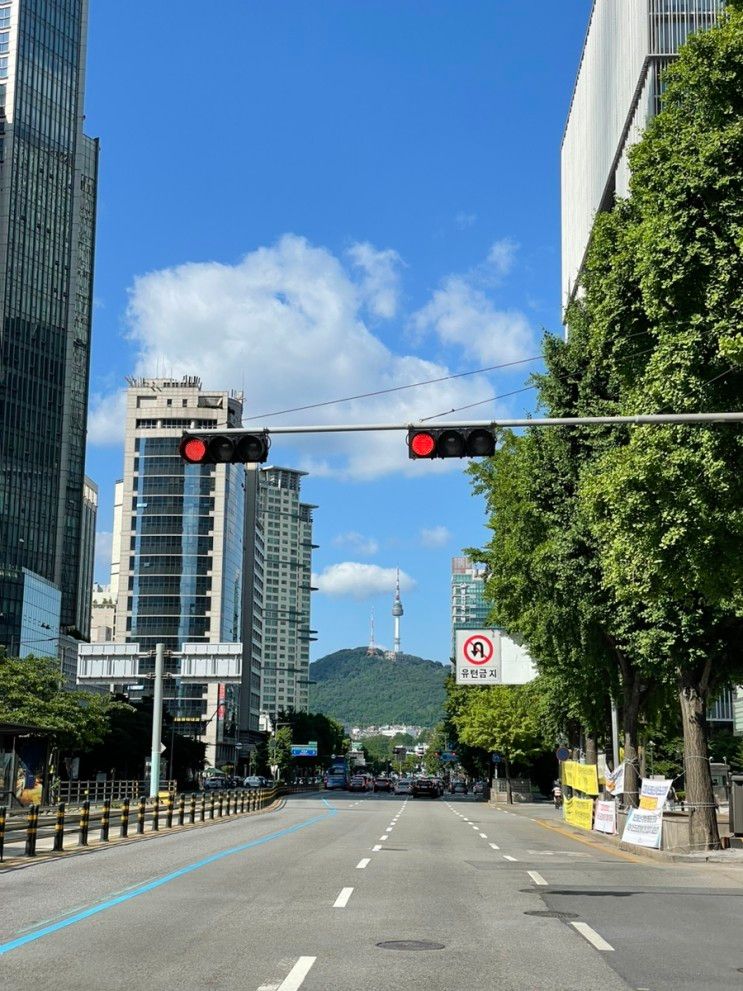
[407,427,496,459]
[179,431,270,464]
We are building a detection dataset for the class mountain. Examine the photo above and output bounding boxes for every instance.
[308,647,448,728]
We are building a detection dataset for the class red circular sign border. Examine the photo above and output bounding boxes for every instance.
[462,634,494,666]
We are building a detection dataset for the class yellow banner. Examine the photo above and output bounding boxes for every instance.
[562,761,599,796]
[564,796,594,831]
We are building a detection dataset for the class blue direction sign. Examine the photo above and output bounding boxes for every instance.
[491,752,503,765]
[556,746,570,762]
[291,741,318,758]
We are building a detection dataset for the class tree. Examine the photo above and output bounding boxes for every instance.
[267,727,292,778]
[0,655,126,751]
[578,5,743,849]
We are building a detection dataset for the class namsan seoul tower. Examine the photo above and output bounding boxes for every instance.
[391,568,404,658]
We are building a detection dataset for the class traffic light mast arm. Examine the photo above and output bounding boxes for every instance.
[186,412,743,434]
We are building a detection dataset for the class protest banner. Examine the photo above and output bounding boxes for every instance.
[564,795,594,831]
[593,800,617,834]
[621,807,663,849]
[562,761,599,796]
[639,778,672,812]
[605,763,625,797]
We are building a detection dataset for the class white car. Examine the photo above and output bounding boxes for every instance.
[395,778,413,795]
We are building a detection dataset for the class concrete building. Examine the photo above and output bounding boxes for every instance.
[451,556,490,658]
[0,1,99,655]
[561,0,723,318]
[110,377,249,766]
[76,477,97,640]
[90,583,115,644]
[257,467,316,719]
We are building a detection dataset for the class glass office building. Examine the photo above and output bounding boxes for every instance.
[112,378,247,765]
[0,0,98,654]
[451,556,490,659]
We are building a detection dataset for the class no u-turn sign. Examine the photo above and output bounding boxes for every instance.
[455,629,501,685]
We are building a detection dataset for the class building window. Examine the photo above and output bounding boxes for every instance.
[0,32,9,53]
[0,9,10,30]
[0,57,8,79]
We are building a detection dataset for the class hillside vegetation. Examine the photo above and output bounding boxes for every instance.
[308,647,447,727]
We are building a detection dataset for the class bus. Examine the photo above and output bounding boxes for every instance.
[324,757,350,790]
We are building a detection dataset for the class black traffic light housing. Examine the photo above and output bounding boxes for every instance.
[179,431,270,465]
[407,426,496,459]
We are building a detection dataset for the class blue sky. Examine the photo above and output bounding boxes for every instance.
[84,0,592,664]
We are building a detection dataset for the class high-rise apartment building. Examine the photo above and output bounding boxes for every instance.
[562,0,723,317]
[451,556,490,658]
[76,476,97,639]
[0,0,99,654]
[111,377,249,766]
[258,467,316,718]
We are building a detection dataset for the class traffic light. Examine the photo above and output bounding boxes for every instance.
[407,426,496,459]
[179,431,270,465]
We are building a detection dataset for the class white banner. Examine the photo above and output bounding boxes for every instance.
[639,778,672,812]
[605,763,625,797]
[621,807,663,849]
[594,800,617,834]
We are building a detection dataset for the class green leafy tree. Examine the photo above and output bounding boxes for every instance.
[0,655,126,751]
[267,726,293,778]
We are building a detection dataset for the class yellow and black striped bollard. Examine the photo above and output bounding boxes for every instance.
[79,800,90,846]
[165,793,174,829]
[200,793,206,822]
[100,799,111,842]
[178,793,186,826]
[53,802,66,852]
[25,804,39,857]
[151,796,160,831]
[136,796,146,834]
[189,794,196,824]
[209,794,215,820]
[0,805,6,862]
[120,798,130,838]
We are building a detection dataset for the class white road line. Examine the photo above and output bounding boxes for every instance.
[275,956,317,990]
[479,833,488,839]
[502,855,518,862]
[356,858,371,869]
[463,818,470,822]
[372,844,382,851]
[333,887,354,908]
[527,870,548,886]
[257,983,281,991]
[570,922,614,952]
[380,834,389,841]
[489,843,500,850]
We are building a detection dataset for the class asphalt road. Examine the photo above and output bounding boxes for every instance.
[2,793,743,990]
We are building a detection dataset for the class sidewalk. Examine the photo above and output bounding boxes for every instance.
[489,799,743,864]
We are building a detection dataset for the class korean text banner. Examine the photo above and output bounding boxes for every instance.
[563,761,599,796]
[564,796,594,831]
[593,800,617,834]
[605,763,625,797]
[639,778,672,811]
[622,807,663,849]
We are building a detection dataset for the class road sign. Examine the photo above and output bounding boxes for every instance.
[491,752,503,765]
[556,746,570,762]
[455,629,501,685]
[291,743,318,758]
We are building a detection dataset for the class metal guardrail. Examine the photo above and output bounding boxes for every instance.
[52,779,177,805]
[0,785,318,863]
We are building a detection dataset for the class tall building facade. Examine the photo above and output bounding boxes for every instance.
[451,556,490,658]
[561,0,723,317]
[0,0,99,654]
[75,475,97,639]
[257,467,315,718]
[111,377,248,766]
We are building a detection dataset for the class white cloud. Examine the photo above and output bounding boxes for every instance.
[332,531,379,556]
[87,234,532,478]
[94,531,113,582]
[485,238,518,278]
[419,525,451,548]
[347,241,403,319]
[454,211,477,230]
[410,276,533,366]
[312,562,415,600]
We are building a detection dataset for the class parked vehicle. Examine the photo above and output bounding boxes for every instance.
[450,781,468,795]
[202,776,226,791]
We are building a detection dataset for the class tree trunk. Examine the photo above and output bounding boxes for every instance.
[678,670,720,851]
[621,667,642,808]
[584,734,598,767]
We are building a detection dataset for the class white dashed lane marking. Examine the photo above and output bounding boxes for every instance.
[356,858,371,869]
[570,922,614,952]
[527,871,548,886]
[333,887,354,908]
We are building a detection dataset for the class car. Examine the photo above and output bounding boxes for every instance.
[348,774,367,792]
[373,777,392,793]
[450,781,468,795]
[394,778,413,795]
[202,776,226,791]
[243,775,265,789]
[412,777,439,798]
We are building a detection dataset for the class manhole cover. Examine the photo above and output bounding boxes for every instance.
[377,940,445,951]
[524,910,578,919]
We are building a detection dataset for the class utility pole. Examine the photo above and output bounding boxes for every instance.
[149,643,165,798]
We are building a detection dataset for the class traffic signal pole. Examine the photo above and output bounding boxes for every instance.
[198,412,743,433]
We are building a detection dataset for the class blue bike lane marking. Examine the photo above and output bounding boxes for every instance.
[0,799,337,957]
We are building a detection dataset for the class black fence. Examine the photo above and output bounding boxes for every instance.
[0,785,317,863]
